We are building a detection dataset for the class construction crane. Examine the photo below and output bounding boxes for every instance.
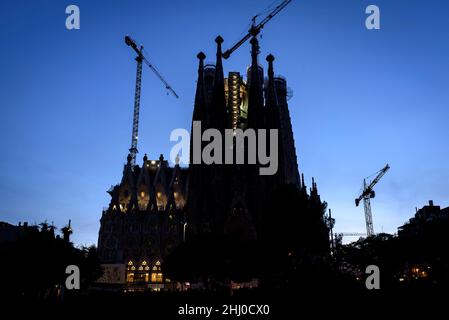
[124,35,179,166]
[334,232,367,243]
[338,232,367,237]
[222,0,292,59]
[355,164,390,237]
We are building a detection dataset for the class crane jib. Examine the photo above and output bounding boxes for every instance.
[222,0,292,59]
[125,36,178,97]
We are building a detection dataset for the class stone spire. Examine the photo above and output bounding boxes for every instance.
[192,52,206,123]
[247,37,264,129]
[211,36,227,132]
[265,54,285,184]
[190,52,206,165]
[265,54,279,127]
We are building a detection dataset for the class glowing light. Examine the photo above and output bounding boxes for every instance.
[151,272,163,283]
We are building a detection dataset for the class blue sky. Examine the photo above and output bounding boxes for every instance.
[0,0,448,246]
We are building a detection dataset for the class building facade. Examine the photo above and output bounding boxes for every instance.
[97,35,329,290]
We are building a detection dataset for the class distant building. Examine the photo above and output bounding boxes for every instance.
[0,221,72,244]
[398,200,449,237]
[0,222,26,244]
[97,36,330,291]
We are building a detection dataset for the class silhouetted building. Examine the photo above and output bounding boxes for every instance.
[0,222,26,244]
[97,36,330,291]
[97,153,187,290]
[398,200,449,237]
[0,221,72,244]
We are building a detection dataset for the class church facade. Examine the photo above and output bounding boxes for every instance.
[97,35,329,291]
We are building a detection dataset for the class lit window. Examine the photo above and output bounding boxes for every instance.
[151,272,163,283]
[140,191,145,198]
[142,261,147,266]
[128,261,133,266]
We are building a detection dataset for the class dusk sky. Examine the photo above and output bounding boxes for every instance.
[1,0,448,246]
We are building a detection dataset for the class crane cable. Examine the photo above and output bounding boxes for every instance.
[141,47,179,98]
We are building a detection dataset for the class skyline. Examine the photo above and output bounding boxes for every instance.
[1,0,449,246]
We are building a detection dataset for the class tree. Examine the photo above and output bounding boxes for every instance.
[0,222,103,300]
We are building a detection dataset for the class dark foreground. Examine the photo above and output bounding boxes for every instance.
[4,287,447,319]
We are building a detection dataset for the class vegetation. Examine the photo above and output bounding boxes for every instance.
[0,222,103,299]
[336,216,449,289]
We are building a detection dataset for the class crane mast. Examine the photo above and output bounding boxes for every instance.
[124,35,179,166]
[362,178,375,237]
[222,0,292,59]
[355,164,390,237]
[129,51,143,166]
